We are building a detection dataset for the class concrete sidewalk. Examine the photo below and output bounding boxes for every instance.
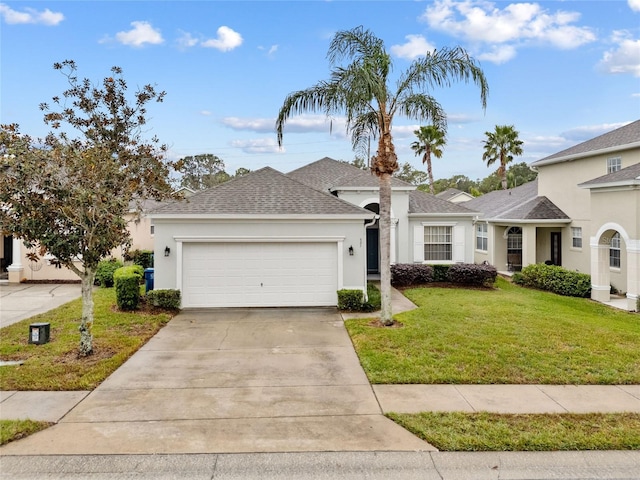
[0,283,81,328]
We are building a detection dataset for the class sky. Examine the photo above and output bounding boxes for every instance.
[1,0,639,182]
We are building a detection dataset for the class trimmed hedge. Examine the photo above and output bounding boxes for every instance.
[337,289,363,311]
[125,249,154,269]
[390,264,433,287]
[146,289,181,310]
[432,264,451,282]
[513,263,591,298]
[95,258,123,288]
[447,263,497,286]
[114,266,144,310]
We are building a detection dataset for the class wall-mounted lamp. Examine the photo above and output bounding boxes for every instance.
[164,246,171,257]
[348,245,354,256]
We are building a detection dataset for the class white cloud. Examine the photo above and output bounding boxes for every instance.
[420,0,596,63]
[222,117,274,133]
[390,34,436,60]
[201,26,243,52]
[114,21,163,47]
[0,3,63,25]
[561,122,632,142]
[629,0,640,12]
[177,31,199,49]
[598,31,640,77]
[222,114,341,135]
[230,138,280,154]
[200,110,213,116]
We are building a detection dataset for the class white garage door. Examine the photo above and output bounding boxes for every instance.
[182,242,338,308]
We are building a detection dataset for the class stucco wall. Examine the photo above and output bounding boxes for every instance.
[152,218,368,293]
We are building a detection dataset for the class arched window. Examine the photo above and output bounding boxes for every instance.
[609,232,621,268]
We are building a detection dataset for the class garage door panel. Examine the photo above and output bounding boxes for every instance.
[182,242,338,308]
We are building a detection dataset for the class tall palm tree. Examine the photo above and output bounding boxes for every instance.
[276,26,488,325]
[482,125,524,190]
[410,125,447,194]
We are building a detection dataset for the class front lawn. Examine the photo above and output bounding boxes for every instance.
[388,412,640,451]
[0,288,174,391]
[345,277,640,384]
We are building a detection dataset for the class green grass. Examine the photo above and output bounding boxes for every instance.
[387,412,640,451]
[0,420,53,446]
[0,288,174,391]
[345,277,640,384]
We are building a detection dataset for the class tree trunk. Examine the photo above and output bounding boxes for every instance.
[426,153,435,195]
[378,172,393,325]
[78,267,96,357]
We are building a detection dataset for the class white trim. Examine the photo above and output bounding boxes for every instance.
[176,241,183,293]
[151,214,372,220]
[174,235,346,243]
[531,140,640,167]
[591,222,631,246]
[337,240,344,290]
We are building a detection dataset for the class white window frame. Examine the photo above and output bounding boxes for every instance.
[475,223,488,252]
[424,225,452,262]
[609,232,621,269]
[571,227,582,249]
[607,156,621,174]
[413,223,465,264]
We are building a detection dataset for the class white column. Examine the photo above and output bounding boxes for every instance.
[626,240,639,311]
[590,238,610,303]
[390,218,398,264]
[7,237,24,283]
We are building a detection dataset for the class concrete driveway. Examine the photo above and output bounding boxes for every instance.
[0,283,82,328]
[0,307,433,454]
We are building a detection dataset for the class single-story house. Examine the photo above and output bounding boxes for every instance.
[436,188,474,203]
[150,157,479,308]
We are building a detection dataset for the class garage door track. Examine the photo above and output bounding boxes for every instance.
[1,308,432,454]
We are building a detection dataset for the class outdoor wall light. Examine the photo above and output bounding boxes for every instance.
[348,245,354,256]
[164,246,171,257]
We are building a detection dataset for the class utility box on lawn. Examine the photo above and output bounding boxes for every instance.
[29,322,50,345]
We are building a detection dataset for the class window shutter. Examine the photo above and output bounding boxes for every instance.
[453,225,465,263]
[413,225,423,262]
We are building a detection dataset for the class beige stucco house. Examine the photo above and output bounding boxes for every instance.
[468,120,639,311]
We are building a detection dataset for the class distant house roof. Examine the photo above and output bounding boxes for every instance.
[435,188,474,202]
[409,190,477,215]
[579,161,640,189]
[465,180,570,221]
[150,166,373,217]
[531,120,640,167]
[287,157,413,192]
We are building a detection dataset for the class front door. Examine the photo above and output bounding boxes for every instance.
[366,227,379,274]
[550,232,562,266]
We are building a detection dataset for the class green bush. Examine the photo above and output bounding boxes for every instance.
[337,289,364,311]
[114,266,143,310]
[432,264,451,282]
[125,249,154,269]
[390,264,433,287]
[518,263,591,298]
[362,283,382,312]
[95,258,124,287]
[146,289,181,310]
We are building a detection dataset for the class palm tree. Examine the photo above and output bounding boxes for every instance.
[276,26,488,326]
[410,125,447,194]
[482,125,524,190]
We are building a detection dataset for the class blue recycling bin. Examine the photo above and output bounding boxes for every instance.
[144,268,154,293]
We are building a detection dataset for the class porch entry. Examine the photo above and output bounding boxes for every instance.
[550,232,562,266]
[507,227,522,272]
[364,202,380,274]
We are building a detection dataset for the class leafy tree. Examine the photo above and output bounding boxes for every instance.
[176,153,226,190]
[506,161,537,188]
[234,167,252,177]
[410,124,446,194]
[482,124,524,190]
[394,162,429,185]
[0,60,173,356]
[276,26,487,325]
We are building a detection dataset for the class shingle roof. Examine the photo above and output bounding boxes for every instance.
[579,161,640,187]
[531,120,640,166]
[435,188,464,198]
[150,166,372,216]
[409,190,478,215]
[465,180,570,221]
[287,157,413,191]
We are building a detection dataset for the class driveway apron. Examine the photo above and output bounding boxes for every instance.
[1,308,432,454]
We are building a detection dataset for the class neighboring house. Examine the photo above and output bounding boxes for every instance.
[469,120,639,311]
[150,157,478,308]
[436,188,474,203]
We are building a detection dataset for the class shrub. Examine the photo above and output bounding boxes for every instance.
[362,283,382,312]
[518,263,591,298]
[125,249,154,269]
[337,289,364,311]
[95,258,124,287]
[447,263,498,286]
[114,266,143,310]
[511,272,525,285]
[146,289,181,309]
[431,264,451,282]
[391,264,434,287]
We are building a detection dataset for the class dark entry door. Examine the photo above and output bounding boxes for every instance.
[550,232,562,266]
[366,228,379,273]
